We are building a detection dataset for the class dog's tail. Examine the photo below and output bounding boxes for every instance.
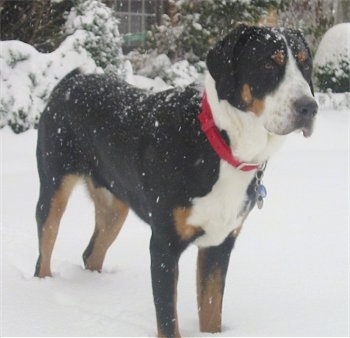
[46,67,84,103]
[58,67,83,85]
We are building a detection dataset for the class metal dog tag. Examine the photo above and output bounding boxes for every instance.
[255,171,267,210]
[256,183,267,199]
[256,184,267,209]
[257,196,264,209]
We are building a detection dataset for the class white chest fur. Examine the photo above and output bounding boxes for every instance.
[187,74,286,247]
[189,161,255,247]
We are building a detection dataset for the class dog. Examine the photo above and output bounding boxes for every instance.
[34,24,317,337]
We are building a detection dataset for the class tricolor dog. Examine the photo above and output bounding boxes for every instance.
[34,24,317,337]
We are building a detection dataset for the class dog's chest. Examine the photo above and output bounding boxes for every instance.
[188,162,255,247]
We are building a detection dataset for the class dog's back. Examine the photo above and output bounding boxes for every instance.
[36,70,218,227]
[37,70,146,177]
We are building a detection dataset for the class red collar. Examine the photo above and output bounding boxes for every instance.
[198,93,261,172]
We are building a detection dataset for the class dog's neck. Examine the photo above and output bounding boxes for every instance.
[204,74,285,164]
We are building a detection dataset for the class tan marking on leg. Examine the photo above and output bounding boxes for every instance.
[197,231,237,333]
[37,174,80,278]
[173,207,203,241]
[84,178,129,271]
[241,83,265,116]
[197,249,223,333]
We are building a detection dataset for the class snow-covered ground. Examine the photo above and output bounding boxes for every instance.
[1,96,349,336]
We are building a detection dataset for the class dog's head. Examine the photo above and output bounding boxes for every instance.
[207,24,318,137]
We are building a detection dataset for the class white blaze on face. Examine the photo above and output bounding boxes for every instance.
[262,45,315,136]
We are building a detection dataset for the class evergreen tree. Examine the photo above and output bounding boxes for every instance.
[64,0,123,70]
[0,0,74,52]
[314,56,350,93]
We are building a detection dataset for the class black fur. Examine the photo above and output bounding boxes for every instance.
[37,74,220,226]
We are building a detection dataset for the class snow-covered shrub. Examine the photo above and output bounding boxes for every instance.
[0,33,97,133]
[313,23,350,93]
[127,51,205,87]
[0,0,125,133]
[64,0,123,70]
[314,56,350,93]
[131,0,283,86]
[146,0,283,64]
[163,60,206,87]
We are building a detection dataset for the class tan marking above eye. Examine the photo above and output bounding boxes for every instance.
[297,50,308,63]
[271,51,285,66]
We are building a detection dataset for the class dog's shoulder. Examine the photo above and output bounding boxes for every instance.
[143,84,202,126]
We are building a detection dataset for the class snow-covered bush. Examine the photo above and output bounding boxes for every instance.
[313,23,350,93]
[0,33,97,133]
[128,51,205,87]
[146,0,283,64]
[314,56,350,93]
[64,0,123,70]
[0,0,126,133]
[129,0,283,86]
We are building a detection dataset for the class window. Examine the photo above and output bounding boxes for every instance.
[114,0,166,50]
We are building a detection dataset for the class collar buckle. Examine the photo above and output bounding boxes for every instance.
[236,161,261,171]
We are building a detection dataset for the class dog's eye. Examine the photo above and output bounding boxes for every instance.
[302,62,311,71]
[264,60,276,70]
[299,60,312,77]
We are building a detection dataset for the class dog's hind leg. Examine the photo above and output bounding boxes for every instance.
[35,174,79,277]
[83,178,129,272]
[196,233,236,333]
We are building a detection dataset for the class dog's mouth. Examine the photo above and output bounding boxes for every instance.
[298,117,315,138]
[301,124,313,138]
[265,116,316,137]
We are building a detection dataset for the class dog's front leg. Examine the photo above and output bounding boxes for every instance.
[150,233,182,338]
[197,233,236,333]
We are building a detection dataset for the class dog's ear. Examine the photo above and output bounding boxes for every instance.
[283,28,315,96]
[206,24,249,83]
[206,24,251,106]
[309,79,315,96]
[296,30,315,96]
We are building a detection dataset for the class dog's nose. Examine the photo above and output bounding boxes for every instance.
[294,96,318,118]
